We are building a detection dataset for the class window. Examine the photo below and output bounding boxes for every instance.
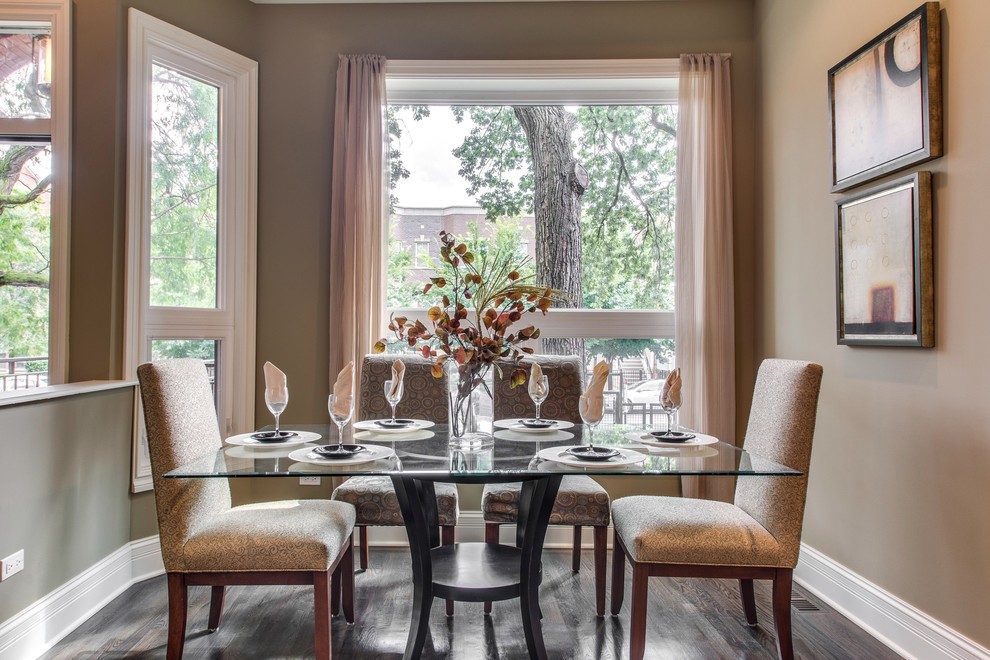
[384,61,677,425]
[125,10,257,491]
[0,1,70,391]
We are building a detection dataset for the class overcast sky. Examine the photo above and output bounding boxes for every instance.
[392,106,477,209]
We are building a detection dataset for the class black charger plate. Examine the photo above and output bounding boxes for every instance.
[520,419,557,429]
[250,430,298,442]
[313,444,367,459]
[564,446,620,461]
[375,419,415,429]
[648,431,697,443]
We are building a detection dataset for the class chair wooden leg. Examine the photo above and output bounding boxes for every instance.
[484,523,499,615]
[165,573,188,660]
[572,525,582,572]
[330,566,341,617]
[207,585,225,632]
[442,525,455,616]
[772,569,795,660]
[359,526,370,570]
[629,562,649,660]
[342,537,355,624]
[593,525,607,617]
[610,529,625,616]
[740,578,758,626]
[313,571,332,660]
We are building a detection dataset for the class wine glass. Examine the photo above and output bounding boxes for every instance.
[384,379,404,423]
[528,375,549,422]
[327,393,354,450]
[579,396,604,448]
[264,387,288,436]
[660,399,681,437]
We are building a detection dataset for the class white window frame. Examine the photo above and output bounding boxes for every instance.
[385,59,677,345]
[124,9,257,492]
[0,1,71,387]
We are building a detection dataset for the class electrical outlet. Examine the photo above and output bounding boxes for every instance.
[1,549,24,582]
[299,477,321,486]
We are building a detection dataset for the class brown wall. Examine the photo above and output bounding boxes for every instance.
[756,0,990,647]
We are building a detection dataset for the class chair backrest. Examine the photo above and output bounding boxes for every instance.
[734,359,823,568]
[493,355,584,424]
[137,359,231,571]
[359,354,448,423]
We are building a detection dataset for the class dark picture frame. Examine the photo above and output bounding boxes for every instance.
[835,172,933,347]
[828,2,942,193]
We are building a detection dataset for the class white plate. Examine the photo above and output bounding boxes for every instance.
[494,418,575,433]
[353,419,435,434]
[354,429,435,442]
[536,445,647,469]
[225,431,322,448]
[622,431,719,448]
[224,445,314,459]
[288,444,396,466]
[494,429,574,443]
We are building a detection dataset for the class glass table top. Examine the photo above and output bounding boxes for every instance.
[165,424,802,481]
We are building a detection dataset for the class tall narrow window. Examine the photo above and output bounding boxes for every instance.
[125,10,257,492]
[0,2,70,391]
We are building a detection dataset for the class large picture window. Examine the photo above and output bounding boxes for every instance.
[0,1,70,392]
[384,61,677,425]
[125,10,257,491]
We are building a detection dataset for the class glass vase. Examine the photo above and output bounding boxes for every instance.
[447,360,494,449]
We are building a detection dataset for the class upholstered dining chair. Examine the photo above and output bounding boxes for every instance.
[483,355,612,617]
[137,359,356,660]
[330,354,459,614]
[609,359,823,660]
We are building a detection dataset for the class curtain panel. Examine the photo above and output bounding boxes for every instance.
[329,55,387,404]
[674,53,736,448]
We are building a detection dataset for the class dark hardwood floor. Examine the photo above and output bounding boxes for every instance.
[43,548,901,659]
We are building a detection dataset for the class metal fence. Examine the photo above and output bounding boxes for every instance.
[1,356,49,391]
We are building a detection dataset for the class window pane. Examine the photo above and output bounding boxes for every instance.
[150,338,220,407]
[149,64,219,308]
[0,143,51,391]
[0,29,51,119]
[386,104,676,312]
[578,337,675,428]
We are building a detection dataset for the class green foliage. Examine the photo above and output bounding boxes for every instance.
[150,339,216,361]
[148,66,220,308]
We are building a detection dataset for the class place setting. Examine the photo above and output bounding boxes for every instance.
[226,362,322,451]
[351,359,436,440]
[536,361,648,469]
[494,362,575,441]
[621,368,718,450]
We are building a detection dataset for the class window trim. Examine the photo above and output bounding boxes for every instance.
[124,9,257,492]
[0,0,71,387]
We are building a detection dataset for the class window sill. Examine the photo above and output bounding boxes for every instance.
[0,380,137,409]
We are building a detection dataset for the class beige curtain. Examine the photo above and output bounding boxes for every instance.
[675,53,736,501]
[329,55,387,399]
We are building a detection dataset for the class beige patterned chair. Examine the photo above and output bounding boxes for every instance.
[331,354,459,613]
[610,359,823,660]
[137,359,356,660]
[483,355,612,617]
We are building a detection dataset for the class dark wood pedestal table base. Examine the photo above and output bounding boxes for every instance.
[391,474,562,660]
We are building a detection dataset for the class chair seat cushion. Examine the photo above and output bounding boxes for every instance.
[181,499,356,572]
[611,495,785,567]
[482,475,610,527]
[332,477,459,526]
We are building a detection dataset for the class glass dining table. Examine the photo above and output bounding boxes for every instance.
[165,423,801,660]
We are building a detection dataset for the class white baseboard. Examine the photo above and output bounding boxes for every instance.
[795,543,990,660]
[0,537,166,660]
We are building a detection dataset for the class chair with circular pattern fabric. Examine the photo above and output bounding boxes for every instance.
[483,355,612,616]
[330,354,459,614]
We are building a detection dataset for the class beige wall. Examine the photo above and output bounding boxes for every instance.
[0,389,135,622]
[756,0,990,647]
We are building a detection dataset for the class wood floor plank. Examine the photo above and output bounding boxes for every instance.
[42,548,903,659]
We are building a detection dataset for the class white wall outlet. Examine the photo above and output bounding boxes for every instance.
[1,549,24,582]
[299,477,321,486]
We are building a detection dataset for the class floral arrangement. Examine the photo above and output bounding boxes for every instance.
[374,231,561,390]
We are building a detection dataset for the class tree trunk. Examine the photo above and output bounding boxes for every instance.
[513,106,586,359]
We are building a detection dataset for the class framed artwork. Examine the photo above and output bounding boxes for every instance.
[835,172,933,347]
[828,2,941,192]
